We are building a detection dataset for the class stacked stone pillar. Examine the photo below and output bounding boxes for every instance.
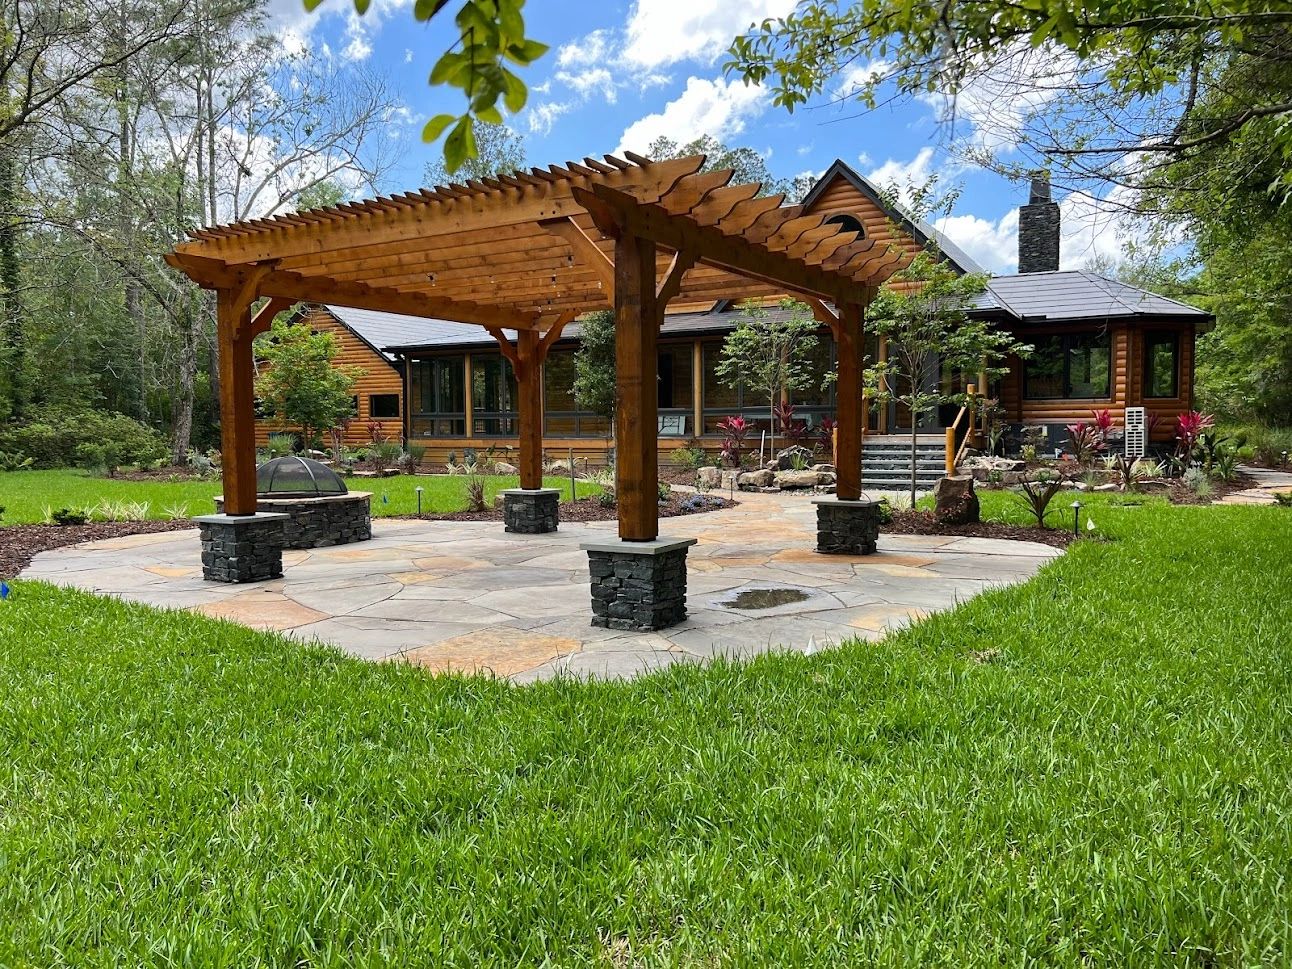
[194,512,288,583]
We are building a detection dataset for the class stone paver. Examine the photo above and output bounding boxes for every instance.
[21,491,1062,682]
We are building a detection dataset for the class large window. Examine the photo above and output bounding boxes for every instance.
[700,336,838,435]
[542,348,610,437]
[657,343,693,436]
[472,352,518,436]
[1143,332,1179,398]
[1024,332,1112,399]
[409,356,465,437]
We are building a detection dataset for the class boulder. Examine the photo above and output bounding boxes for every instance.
[774,469,820,489]
[696,466,723,490]
[774,445,815,471]
[494,461,519,474]
[738,468,775,490]
[963,455,1026,472]
[933,474,980,525]
[812,463,836,474]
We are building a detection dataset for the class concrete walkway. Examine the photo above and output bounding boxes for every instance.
[22,492,1061,682]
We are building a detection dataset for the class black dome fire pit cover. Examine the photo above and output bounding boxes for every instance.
[256,456,348,497]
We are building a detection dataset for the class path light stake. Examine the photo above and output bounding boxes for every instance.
[569,446,577,502]
[1070,499,1083,537]
[1283,450,1289,469]
[415,486,423,515]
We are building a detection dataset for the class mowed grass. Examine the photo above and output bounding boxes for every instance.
[1,501,1291,965]
[0,469,599,524]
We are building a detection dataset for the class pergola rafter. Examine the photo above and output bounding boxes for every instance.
[167,152,903,542]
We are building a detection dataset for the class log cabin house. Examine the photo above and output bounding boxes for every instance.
[253,160,1208,479]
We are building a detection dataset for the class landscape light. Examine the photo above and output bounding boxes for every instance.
[415,485,424,515]
[1070,499,1083,537]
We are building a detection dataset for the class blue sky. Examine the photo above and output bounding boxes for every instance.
[270,0,1129,274]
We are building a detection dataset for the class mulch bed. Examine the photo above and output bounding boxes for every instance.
[1163,472,1259,505]
[0,520,197,579]
[116,467,214,482]
[882,510,1075,549]
[390,493,738,525]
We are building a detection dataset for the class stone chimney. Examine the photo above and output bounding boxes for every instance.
[1017,174,1060,274]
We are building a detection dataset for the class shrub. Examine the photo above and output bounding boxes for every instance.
[51,507,89,526]
[0,408,165,469]
[0,450,33,471]
[1012,472,1066,528]
[1064,421,1106,465]
[657,481,671,502]
[716,416,749,468]
[672,443,709,472]
[265,433,295,458]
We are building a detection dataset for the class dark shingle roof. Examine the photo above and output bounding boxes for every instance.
[972,270,1210,323]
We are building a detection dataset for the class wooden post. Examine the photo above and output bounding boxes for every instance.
[614,231,659,541]
[877,336,889,434]
[516,329,543,490]
[216,289,258,516]
[691,339,703,442]
[835,303,864,501]
[945,427,957,476]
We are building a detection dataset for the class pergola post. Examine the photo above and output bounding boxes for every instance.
[812,300,881,555]
[196,285,288,583]
[216,288,259,516]
[614,230,660,542]
[581,233,696,631]
[495,316,573,534]
[835,302,864,501]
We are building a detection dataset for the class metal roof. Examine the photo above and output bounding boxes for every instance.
[971,270,1210,323]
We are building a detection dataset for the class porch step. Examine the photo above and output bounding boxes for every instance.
[859,436,947,492]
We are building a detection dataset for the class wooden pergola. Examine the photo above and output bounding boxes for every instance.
[167,152,902,542]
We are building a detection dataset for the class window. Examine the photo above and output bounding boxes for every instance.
[471,352,518,436]
[1143,332,1179,398]
[369,393,400,419]
[409,356,465,437]
[542,349,609,437]
[657,343,693,436]
[1024,331,1112,399]
[825,213,865,237]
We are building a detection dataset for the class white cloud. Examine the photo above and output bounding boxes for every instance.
[622,0,797,69]
[935,210,1020,273]
[557,29,615,68]
[555,66,618,104]
[918,44,1077,156]
[527,102,573,136]
[616,76,769,154]
[834,60,893,101]
[403,48,414,64]
[343,33,373,62]
[865,147,938,202]
[1058,187,1140,269]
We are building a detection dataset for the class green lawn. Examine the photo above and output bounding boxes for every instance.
[0,469,599,525]
[1,497,1290,964]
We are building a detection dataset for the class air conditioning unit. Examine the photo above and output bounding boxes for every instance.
[1124,406,1147,458]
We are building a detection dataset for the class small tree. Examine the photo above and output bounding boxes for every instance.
[715,299,821,458]
[254,319,363,452]
[865,250,1030,505]
[572,309,617,455]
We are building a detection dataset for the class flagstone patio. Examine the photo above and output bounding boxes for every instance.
[21,492,1062,682]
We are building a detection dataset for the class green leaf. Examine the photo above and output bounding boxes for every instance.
[429,51,464,86]
[422,113,457,144]
[351,0,370,13]
[502,69,527,113]
[504,38,548,65]
[475,105,503,125]
[443,116,476,173]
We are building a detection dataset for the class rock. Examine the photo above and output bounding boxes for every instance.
[963,455,1026,472]
[494,461,518,474]
[812,463,836,474]
[817,471,837,485]
[1094,483,1119,492]
[933,474,980,525]
[738,469,775,490]
[696,466,723,490]
[765,460,778,471]
[774,445,815,470]
[774,469,820,489]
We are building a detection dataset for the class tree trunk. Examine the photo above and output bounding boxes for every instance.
[910,418,918,508]
[171,300,198,464]
[0,150,25,416]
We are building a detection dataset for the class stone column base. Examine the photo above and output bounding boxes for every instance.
[502,488,560,534]
[813,498,881,555]
[194,512,289,583]
[581,537,697,631]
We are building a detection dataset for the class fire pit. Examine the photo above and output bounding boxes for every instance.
[214,456,371,549]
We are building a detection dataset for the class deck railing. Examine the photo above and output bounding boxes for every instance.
[944,383,979,475]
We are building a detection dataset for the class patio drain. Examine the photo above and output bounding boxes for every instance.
[723,587,811,610]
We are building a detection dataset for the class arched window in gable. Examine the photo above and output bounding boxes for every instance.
[824,213,865,237]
